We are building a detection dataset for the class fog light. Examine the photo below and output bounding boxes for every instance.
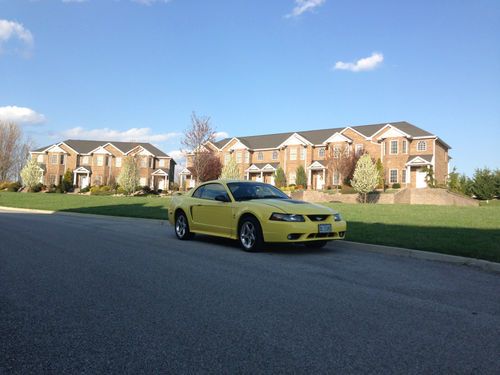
[339,231,345,237]
[287,233,302,240]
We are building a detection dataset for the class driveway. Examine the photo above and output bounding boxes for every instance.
[1,209,499,374]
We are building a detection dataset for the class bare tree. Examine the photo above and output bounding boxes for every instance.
[324,143,361,187]
[181,112,216,185]
[0,121,33,182]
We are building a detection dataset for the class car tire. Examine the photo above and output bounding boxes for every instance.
[238,216,263,252]
[175,212,193,240]
[304,240,328,249]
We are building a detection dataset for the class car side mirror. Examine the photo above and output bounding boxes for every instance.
[215,194,230,202]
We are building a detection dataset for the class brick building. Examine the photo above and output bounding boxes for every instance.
[180,121,450,190]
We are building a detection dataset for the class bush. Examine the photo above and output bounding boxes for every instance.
[471,168,496,200]
[32,183,45,193]
[392,183,401,189]
[171,182,180,191]
[80,185,91,193]
[6,182,22,192]
[142,186,152,194]
[90,185,114,195]
[340,186,357,194]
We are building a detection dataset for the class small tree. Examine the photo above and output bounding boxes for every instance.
[192,152,222,182]
[471,168,496,200]
[275,167,286,188]
[351,154,379,203]
[495,169,500,198]
[423,166,436,188]
[62,169,73,192]
[324,144,360,187]
[375,158,384,189]
[220,157,240,180]
[117,156,139,195]
[20,158,42,192]
[296,165,307,188]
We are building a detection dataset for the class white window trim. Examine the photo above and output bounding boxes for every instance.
[257,152,264,161]
[417,140,427,151]
[355,144,363,156]
[333,145,340,159]
[402,140,408,154]
[272,151,278,160]
[289,147,297,161]
[318,147,325,158]
[389,169,398,184]
[300,147,306,160]
[115,157,122,167]
[389,140,398,155]
[401,169,407,184]
[97,156,104,167]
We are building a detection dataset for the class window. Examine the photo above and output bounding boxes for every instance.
[60,155,65,164]
[355,144,364,156]
[236,152,242,163]
[115,157,122,167]
[94,175,103,186]
[106,156,111,166]
[49,174,56,185]
[289,172,296,185]
[402,140,408,154]
[244,151,250,163]
[139,177,147,186]
[402,169,407,184]
[333,145,340,159]
[301,147,306,160]
[318,148,325,158]
[149,158,154,168]
[50,155,58,164]
[97,156,104,166]
[140,158,147,168]
[200,183,230,201]
[257,152,263,161]
[333,171,340,186]
[224,153,231,164]
[37,154,44,163]
[417,141,427,151]
[159,159,165,167]
[192,185,205,198]
[289,148,297,161]
[390,140,398,155]
[344,145,350,157]
[82,156,89,165]
[272,151,278,160]
[389,169,398,184]
[382,142,386,156]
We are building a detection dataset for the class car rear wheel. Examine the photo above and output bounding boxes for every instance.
[239,217,263,252]
[304,240,328,249]
[175,212,193,240]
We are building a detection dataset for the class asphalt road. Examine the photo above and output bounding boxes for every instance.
[1,210,499,374]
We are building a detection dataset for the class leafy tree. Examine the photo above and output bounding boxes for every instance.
[324,144,360,187]
[220,157,240,180]
[20,158,42,192]
[351,154,379,203]
[0,121,33,182]
[296,165,307,188]
[193,152,222,182]
[375,158,384,189]
[471,168,496,200]
[448,168,473,196]
[62,169,73,193]
[274,167,286,188]
[423,166,436,188]
[495,169,500,198]
[117,156,139,195]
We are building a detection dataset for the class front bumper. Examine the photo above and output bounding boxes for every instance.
[262,219,347,243]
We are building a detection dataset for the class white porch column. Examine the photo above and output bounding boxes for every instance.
[164,176,167,190]
[87,172,90,185]
[307,169,312,189]
[73,172,77,185]
[407,165,411,184]
[246,171,249,180]
[260,171,263,182]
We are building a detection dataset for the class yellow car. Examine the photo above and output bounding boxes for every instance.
[168,180,347,252]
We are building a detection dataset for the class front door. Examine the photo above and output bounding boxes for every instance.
[158,178,165,190]
[81,175,89,189]
[416,169,427,188]
[315,172,324,190]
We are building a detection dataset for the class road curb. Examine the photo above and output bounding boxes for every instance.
[343,241,500,274]
[0,205,168,225]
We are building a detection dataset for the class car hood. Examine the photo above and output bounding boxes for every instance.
[247,199,338,215]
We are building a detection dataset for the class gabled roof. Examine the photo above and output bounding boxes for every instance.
[33,140,170,157]
[152,168,170,175]
[406,154,433,165]
[211,121,440,150]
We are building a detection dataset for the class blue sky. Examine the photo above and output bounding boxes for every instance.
[1,0,499,175]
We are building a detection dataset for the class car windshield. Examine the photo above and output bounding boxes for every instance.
[227,182,290,202]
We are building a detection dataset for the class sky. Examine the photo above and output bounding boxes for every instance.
[1,0,499,175]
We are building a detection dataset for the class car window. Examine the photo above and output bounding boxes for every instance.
[200,183,230,201]
[227,182,290,201]
[192,185,205,198]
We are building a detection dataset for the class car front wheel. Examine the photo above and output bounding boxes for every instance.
[175,212,193,240]
[239,217,263,252]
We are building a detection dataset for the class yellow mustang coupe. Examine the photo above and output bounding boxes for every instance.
[168,180,347,252]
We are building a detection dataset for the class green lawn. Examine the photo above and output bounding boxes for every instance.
[1,192,499,262]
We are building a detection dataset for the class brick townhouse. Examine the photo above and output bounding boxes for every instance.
[30,140,176,190]
[180,121,450,190]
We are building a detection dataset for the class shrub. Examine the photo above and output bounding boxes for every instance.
[471,168,496,200]
[90,185,114,195]
[62,169,73,193]
[32,183,44,193]
[392,183,401,189]
[142,186,152,194]
[340,186,356,194]
[6,182,21,192]
[171,182,180,191]
[296,165,307,188]
[275,167,286,188]
[80,185,91,193]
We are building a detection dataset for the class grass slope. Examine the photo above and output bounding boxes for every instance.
[1,192,499,262]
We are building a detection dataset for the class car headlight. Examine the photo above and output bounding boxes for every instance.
[333,213,342,221]
[270,213,305,222]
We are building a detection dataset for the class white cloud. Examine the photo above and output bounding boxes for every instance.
[214,131,229,140]
[168,149,186,161]
[0,20,34,55]
[61,127,181,143]
[286,0,325,18]
[0,106,46,125]
[334,52,384,72]
[132,0,172,5]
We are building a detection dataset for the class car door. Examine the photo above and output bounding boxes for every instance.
[190,183,233,237]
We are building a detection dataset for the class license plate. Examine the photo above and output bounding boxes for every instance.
[318,224,332,233]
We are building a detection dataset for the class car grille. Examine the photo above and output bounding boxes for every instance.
[307,215,330,222]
